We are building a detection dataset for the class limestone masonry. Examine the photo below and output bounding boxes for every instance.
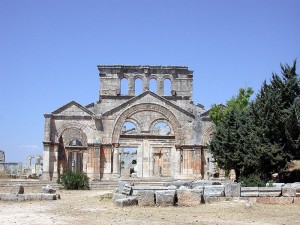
[43,65,214,181]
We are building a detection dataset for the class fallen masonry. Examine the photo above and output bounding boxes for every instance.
[113,180,300,207]
[0,184,60,201]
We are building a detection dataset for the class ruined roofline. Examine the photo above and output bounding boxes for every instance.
[97,65,193,74]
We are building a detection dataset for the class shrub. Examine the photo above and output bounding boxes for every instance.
[239,174,265,187]
[57,170,90,190]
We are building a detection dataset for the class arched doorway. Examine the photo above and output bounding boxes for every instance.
[112,103,181,178]
[58,127,88,174]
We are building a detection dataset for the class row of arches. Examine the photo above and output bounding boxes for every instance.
[120,78,172,96]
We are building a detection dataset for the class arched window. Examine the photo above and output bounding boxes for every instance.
[69,140,83,146]
[122,121,137,134]
[164,79,171,96]
[153,122,171,135]
[149,78,157,93]
[135,78,143,95]
[121,78,128,95]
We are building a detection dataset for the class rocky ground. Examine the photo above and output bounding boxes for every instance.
[1,189,300,225]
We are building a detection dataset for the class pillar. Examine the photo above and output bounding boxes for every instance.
[52,143,59,179]
[93,143,101,179]
[175,148,181,177]
[42,142,51,181]
[113,148,120,176]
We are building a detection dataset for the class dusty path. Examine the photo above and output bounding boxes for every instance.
[1,190,300,225]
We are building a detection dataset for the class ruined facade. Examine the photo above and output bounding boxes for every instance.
[43,65,213,181]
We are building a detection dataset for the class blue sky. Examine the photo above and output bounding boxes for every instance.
[0,0,299,163]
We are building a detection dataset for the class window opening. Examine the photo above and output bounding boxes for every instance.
[149,78,157,93]
[121,78,128,95]
[153,122,171,135]
[164,79,171,96]
[135,78,143,95]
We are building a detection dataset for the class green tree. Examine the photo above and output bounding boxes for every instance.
[209,87,254,125]
[210,61,300,181]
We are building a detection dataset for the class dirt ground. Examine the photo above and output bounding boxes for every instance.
[1,190,300,225]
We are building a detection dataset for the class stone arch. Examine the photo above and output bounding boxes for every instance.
[201,124,214,146]
[122,118,141,134]
[25,155,43,169]
[112,103,182,144]
[55,122,91,143]
[149,118,174,135]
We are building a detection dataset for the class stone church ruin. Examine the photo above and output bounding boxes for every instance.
[43,65,214,181]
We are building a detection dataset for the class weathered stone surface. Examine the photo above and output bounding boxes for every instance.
[282,184,296,197]
[191,180,211,188]
[291,183,300,197]
[41,185,56,194]
[164,180,193,189]
[113,193,127,201]
[121,184,132,195]
[115,197,138,207]
[225,183,240,197]
[177,189,202,206]
[1,194,18,201]
[241,187,259,197]
[204,185,225,197]
[0,193,57,201]
[167,185,177,190]
[137,190,155,206]
[258,187,281,197]
[10,184,24,194]
[155,190,176,206]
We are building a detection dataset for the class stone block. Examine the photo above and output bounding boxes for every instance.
[121,184,132,195]
[41,185,56,194]
[113,193,127,201]
[1,194,18,201]
[41,194,57,200]
[241,187,259,197]
[204,185,225,197]
[225,183,240,197]
[191,180,210,188]
[177,189,202,206]
[10,184,24,194]
[137,190,155,206]
[258,187,281,197]
[167,185,177,190]
[155,190,176,206]
[115,197,138,207]
[164,180,193,189]
[282,184,296,197]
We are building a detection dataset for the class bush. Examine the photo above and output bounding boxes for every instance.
[57,170,90,190]
[239,174,265,187]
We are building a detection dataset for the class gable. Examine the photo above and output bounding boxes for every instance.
[102,91,195,118]
[52,101,94,117]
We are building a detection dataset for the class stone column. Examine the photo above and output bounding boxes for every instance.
[42,142,51,181]
[43,114,52,142]
[157,78,163,96]
[128,77,134,96]
[93,143,101,179]
[174,148,181,177]
[52,143,59,179]
[113,148,120,176]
